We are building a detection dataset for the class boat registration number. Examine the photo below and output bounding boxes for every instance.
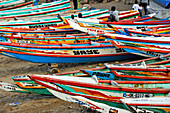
[123,93,154,98]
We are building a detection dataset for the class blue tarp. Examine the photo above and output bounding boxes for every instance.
[153,0,170,8]
[33,0,39,6]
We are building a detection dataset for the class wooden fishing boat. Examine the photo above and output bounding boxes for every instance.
[118,13,156,22]
[79,55,170,81]
[0,0,70,14]
[12,75,34,83]
[10,69,170,96]
[0,77,53,95]
[10,62,169,95]
[116,46,168,58]
[73,17,170,29]
[50,86,169,113]
[98,80,170,89]
[100,32,170,45]
[0,82,29,93]
[5,75,130,113]
[126,27,170,37]
[4,34,106,44]
[11,75,53,95]
[76,10,140,22]
[0,7,109,28]
[9,54,169,95]
[115,69,169,77]
[110,69,170,81]
[60,18,126,36]
[11,73,103,95]
[65,17,170,38]
[0,9,140,28]
[11,68,97,93]
[111,41,170,57]
[14,82,52,95]
[0,0,72,19]
[0,27,78,34]
[0,0,25,7]
[1,32,90,40]
[105,63,170,72]
[64,18,170,45]
[49,87,170,113]
[0,0,33,11]
[122,54,170,66]
[80,69,170,81]
[0,41,136,63]
[11,59,170,87]
[70,96,131,113]
[28,74,170,111]
[120,96,170,113]
[0,0,26,10]
[47,90,131,113]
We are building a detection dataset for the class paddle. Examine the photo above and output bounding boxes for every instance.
[57,14,70,24]
[107,24,120,33]
[107,24,133,36]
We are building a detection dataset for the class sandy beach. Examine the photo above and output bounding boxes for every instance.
[0,0,135,113]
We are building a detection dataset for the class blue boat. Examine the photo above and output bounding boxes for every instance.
[0,41,138,63]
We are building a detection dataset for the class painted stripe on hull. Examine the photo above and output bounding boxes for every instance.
[0,1,33,11]
[29,75,170,94]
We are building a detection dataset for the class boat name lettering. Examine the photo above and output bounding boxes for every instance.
[87,28,104,33]
[29,24,58,28]
[115,48,126,53]
[3,86,15,90]
[73,50,100,55]
[15,40,30,44]
[136,26,146,29]
[92,72,110,78]
[123,93,154,98]
[146,51,162,57]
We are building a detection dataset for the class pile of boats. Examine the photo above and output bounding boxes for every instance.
[0,0,169,113]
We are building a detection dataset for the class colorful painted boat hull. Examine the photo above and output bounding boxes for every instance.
[121,97,170,113]
[105,63,170,72]
[0,0,33,11]
[28,74,170,98]
[10,75,52,95]
[47,88,131,113]
[28,74,170,111]
[0,82,29,93]
[0,41,137,63]
[15,82,52,95]
[0,49,135,63]
[81,69,170,81]
[110,41,170,58]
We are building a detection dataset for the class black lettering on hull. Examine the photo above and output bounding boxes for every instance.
[73,50,100,55]
[92,72,110,78]
[29,24,58,28]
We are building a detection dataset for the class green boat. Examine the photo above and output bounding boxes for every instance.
[0,0,33,11]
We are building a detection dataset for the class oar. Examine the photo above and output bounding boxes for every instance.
[57,14,69,24]
[107,24,133,36]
